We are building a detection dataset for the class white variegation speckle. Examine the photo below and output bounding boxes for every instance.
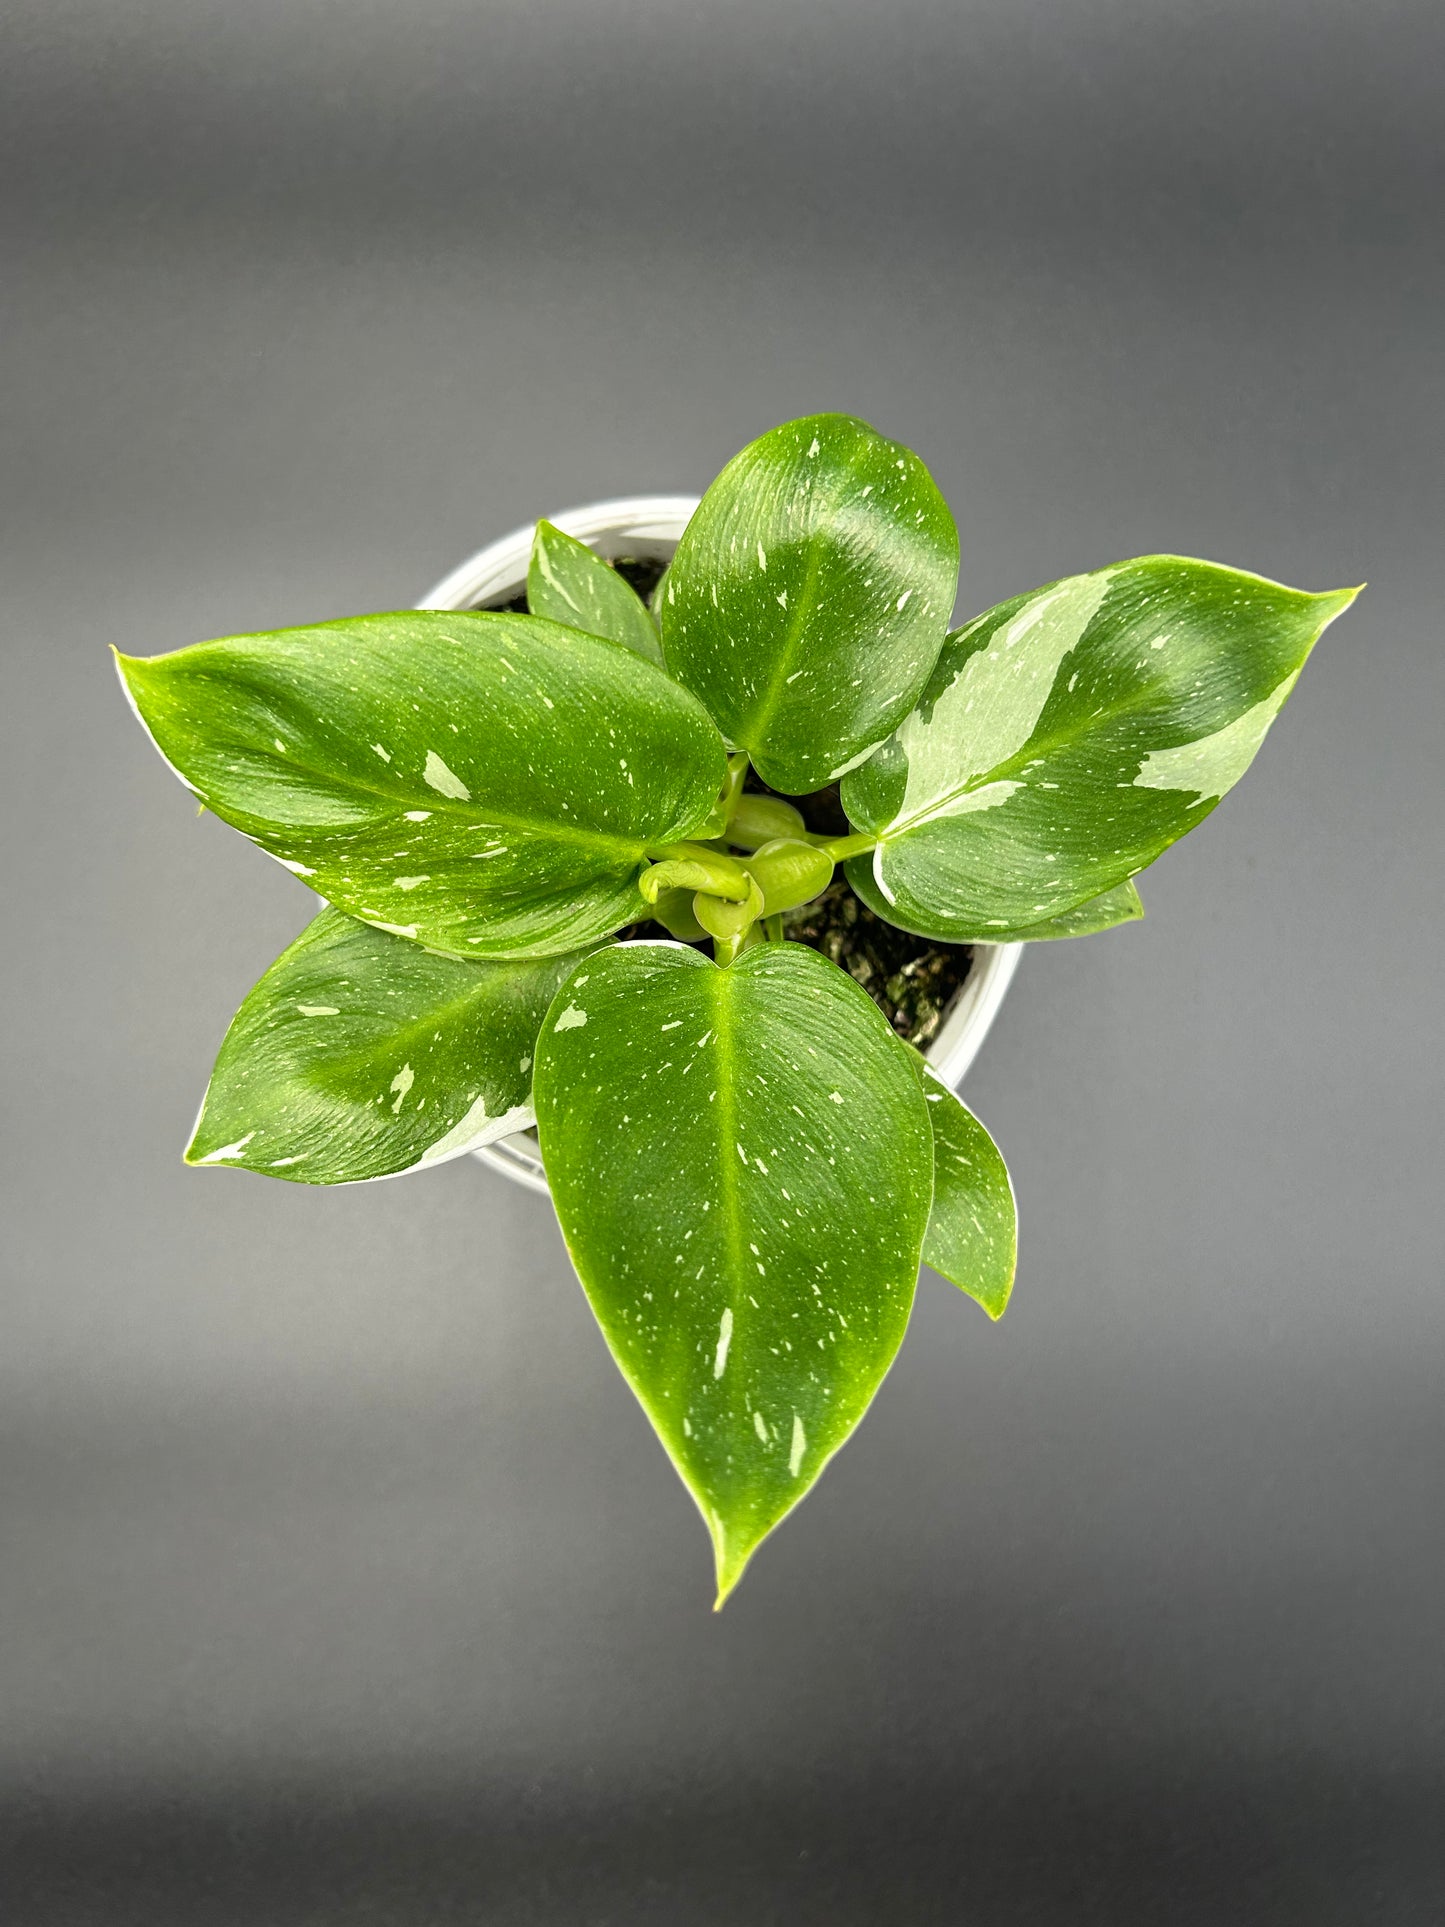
[553,1004,588,1031]
[789,1414,806,1476]
[1133,674,1299,803]
[423,751,470,799]
[276,858,317,876]
[195,1132,255,1164]
[418,1094,534,1166]
[533,535,580,611]
[297,1005,340,1016]
[389,1064,415,1112]
[713,1307,733,1378]
[403,810,432,822]
[887,572,1111,836]
[753,1411,769,1443]
[394,876,430,890]
[372,743,392,761]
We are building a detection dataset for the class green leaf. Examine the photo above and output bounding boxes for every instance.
[1004,878,1144,940]
[918,1068,1016,1318]
[847,866,1145,941]
[660,413,959,794]
[533,938,934,1604]
[527,520,666,666]
[186,908,585,1183]
[842,560,1358,938]
[117,612,727,960]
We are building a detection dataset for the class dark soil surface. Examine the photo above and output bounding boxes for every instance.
[778,878,971,1048]
[482,554,973,1045]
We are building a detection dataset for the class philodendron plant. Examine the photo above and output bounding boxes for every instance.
[118,414,1358,1604]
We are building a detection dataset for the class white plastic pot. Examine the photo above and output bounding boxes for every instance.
[420,498,1023,1196]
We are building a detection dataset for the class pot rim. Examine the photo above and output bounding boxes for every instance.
[419,497,1023,1197]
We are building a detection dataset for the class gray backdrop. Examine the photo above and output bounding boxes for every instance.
[3,2,1442,1920]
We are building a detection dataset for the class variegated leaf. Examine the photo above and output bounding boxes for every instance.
[660,414,959,794]
[848,868,1145,941]
[117,612,726,959]
[527,519,665,665]
[534,939,933,1604]
[842,559,1358,938]
[187,908,586,1183]
[919,1068,1017,1318]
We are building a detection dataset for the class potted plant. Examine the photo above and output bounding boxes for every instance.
[116,414,1358,1605]
[420,496,1025,1193]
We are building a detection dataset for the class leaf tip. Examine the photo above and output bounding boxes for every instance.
[1317,582,1365,625]
[709,1516,760,1610]
[711,1560,746,1612]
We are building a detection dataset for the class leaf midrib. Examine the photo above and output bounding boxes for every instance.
[277,949,559,1098]
[707,964,749,1346]
[738,440,872,754]
[881,605,1304,843]
[197,725,666,864]
[143,651,706,864]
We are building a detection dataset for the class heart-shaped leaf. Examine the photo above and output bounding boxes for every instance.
[117,612,727,959]
[527,520,665,666]
[187,908,586,1183]
[842,559,1358,938]
[533,938,934,1604]
[919,1068,1016,1319]
[660,414,960,794]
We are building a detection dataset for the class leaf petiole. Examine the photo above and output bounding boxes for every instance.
[720,752,751,822]
[820,831,878,863]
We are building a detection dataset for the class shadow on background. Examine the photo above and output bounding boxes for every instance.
[9,1766,1445,1925]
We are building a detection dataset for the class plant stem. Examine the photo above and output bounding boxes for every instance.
[821,831,877,862]
[720,753,750,828]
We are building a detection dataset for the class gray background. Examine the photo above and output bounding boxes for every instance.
[3,1,1442,1919]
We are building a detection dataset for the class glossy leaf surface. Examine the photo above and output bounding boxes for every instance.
[534,939,933,1603]
[660,414,959,794]
[187,908,583,1183]
[527,520,665,665]
[848,866,1145,941]
[919,1068,1017,1318]
[118,612,726,959]
[842,559,1356,939]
